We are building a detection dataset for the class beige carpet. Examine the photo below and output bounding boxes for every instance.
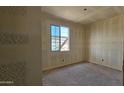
[43,62,123,86]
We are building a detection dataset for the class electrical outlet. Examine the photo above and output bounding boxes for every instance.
[62,59,64,62]
[102,58,104,62]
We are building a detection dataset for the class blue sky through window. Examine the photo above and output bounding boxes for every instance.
[60,27,69,37]
[51,25,59,36]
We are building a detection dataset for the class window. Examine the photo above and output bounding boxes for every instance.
[51,25,70,52]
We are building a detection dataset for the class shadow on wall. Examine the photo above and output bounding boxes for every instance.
[0,6,42,86]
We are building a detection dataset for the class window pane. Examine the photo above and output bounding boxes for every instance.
[51,42,59,51]
[51,25,60,51]
[60,27,70,51]
[60,27,69,37]
[51,25,59,37]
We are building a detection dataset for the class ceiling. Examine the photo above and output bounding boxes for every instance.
[42,6,124,24]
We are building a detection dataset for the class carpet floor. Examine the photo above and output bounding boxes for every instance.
[43,62,123,86]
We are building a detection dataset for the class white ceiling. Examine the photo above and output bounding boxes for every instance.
[42,6,124,24]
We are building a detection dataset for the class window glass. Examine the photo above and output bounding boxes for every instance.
[51,25,70,52]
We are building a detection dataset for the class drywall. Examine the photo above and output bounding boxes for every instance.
[0,7,42,85]
[86,14,124,71]
[41,12,86,71]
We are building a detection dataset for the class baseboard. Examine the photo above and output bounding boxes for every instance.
[87,60,122,71]
[43,60,122,72]
[43,61,87,72]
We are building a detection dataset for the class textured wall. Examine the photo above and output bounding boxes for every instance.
[41,12,86,70]
[0,62,25,85]
[85,14,124,71]
[0,7,42,85]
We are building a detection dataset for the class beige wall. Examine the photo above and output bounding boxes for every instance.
[85,14,124,71]
[41,11,124,71]
[0,7,123,86]
[41,12,86,70]
[0,7,42,85]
